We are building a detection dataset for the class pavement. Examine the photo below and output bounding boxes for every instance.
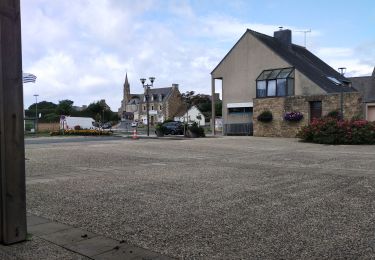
[2,136,375,259]
[0,214,173,260]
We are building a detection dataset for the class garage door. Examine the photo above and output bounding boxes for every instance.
[368,106,375,121]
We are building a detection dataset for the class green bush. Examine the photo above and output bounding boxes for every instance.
[50,129,112,136]
[325,110,340,119]
[257,110,273,122]
[297,117,375,144]
[187,122,205,137]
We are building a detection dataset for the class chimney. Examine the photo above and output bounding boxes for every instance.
[172,83,179,90]
[274,28,292,46]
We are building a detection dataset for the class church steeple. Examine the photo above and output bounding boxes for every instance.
[123,73,131,103]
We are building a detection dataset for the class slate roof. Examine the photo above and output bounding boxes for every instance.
[130,87,174,103]
[212,29,356,94]
[348,68,375,102]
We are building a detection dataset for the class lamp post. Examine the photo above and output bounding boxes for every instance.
[338,67,346,120]
[140,77,155,136]
[33,94,39,133]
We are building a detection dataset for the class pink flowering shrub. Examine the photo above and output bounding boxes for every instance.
[297,117,375,144]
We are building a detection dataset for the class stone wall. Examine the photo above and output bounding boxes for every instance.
[253,92,363,137]
[37,122,60,131]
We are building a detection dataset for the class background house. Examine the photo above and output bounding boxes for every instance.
[211,28,363,137]
[348,67,375,121]
[174,105,206,126]
[118,74,183,125]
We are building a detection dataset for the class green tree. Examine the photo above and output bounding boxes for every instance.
[44,113,60,122]
[25,101,58,122]
[56,99,74,115]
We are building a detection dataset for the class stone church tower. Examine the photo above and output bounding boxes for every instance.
[123,73,131,106]
[118,73,131,118]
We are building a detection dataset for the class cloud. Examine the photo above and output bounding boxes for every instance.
[21,0,373,112]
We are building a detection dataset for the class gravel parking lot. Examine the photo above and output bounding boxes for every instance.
[25,136,375,259]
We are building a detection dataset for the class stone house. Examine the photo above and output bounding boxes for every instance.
[210,28,366,137]
[118,74,183,125]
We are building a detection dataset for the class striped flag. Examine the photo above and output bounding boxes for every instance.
[23,73,37,83]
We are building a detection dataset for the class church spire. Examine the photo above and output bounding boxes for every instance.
[123,73,131,103]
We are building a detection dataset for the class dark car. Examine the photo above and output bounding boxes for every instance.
[101,122,112,129]
[163,121,184,135]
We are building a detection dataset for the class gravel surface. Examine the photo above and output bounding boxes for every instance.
[25,137,375,259]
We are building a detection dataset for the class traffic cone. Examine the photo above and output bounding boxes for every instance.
[132,129,138,140]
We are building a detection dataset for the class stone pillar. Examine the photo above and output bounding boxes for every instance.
[0,0,27,244]
[211,77,216,135]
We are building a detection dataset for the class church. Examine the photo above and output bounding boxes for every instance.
[118,74,184,125]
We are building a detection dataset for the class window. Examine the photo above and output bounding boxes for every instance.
[267,80,276,96]
[151,106,154,110]
[159,105,162,110]
[256,81,266,97]
[256,67,295,98]
[277,79,286,96]
[228,107,253,114]
[143,106,146,111]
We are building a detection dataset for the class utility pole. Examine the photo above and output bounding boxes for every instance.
[0,0,27,244]
[338,67,347,120]
[33,94,39,133]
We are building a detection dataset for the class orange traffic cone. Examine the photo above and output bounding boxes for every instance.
[132,129,139,140]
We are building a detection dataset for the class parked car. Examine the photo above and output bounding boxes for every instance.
[163,121,184,135]
[102,122,112,129]
[131,122,138,127]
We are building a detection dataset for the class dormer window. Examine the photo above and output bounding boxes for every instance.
[256,67,294,98]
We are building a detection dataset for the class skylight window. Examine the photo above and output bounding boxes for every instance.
[327,76,342,85]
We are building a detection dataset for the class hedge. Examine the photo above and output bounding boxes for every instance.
[50,130,112,136]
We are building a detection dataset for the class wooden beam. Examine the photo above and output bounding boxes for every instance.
[0,0,27,244]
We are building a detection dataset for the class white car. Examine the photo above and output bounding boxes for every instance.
[131,122,138,127]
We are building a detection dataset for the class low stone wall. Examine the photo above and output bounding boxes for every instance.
[253,92,363,137]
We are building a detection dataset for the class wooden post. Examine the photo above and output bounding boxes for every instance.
[0,0,27,244]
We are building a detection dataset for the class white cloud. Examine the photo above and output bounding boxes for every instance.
[21,0,373,112]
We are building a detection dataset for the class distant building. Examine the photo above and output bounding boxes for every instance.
[72,105,87,111]
[174,105,206,126]
[348,68,375,121]
[118,73,184,124]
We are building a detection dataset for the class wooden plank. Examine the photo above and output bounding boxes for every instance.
[0,0,27,244]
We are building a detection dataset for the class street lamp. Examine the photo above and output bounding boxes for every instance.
[33,94,39,133]
[140,76,155,136]
[338,67,346,120]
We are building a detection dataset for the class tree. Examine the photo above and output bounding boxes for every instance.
[44,113,60,122]
[25,101,59,122]
[85,100,117,123]
[56,99,74,115]
[180,91,195,109]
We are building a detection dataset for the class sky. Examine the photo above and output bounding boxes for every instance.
[21,0,375,111]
